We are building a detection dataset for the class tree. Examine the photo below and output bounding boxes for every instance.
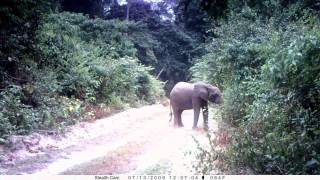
[103,0,207,93]
[61,0,106,17]
[0,0,53,88]
[174,0,229,41]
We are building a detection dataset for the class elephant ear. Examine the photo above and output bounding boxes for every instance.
[193,82,209,100]
[207,85,223,104]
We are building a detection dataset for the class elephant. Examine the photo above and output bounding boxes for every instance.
[169,81,223,130]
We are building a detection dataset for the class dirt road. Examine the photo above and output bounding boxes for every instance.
[0,103,219,175]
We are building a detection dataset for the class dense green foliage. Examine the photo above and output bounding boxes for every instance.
[37,12,163,103]
[1,0,319,175]
[0,2,164,141]
[0,0,59,141]
[0,0,201,141]
[104,0,204,92]
[192,0,320,174]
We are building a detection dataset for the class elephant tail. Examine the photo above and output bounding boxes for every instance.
[169,100,172,122]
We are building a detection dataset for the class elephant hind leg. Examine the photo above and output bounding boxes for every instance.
[177,110,184,127]
[173,108,183,128]
[172,107,179,127]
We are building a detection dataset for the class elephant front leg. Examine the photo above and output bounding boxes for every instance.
[202,103,209,130]
[192,106,201,130]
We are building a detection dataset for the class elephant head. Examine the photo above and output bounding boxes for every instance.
[194,82,223,105]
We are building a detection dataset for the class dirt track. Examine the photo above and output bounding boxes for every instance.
[0,103,219,175]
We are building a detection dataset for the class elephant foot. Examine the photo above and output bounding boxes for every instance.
[174,125,184,128]
[193,127,206,133]
[203,125,209,131]
[193,126,209,132]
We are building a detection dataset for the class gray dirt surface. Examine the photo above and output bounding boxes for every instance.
[0,103,219,175]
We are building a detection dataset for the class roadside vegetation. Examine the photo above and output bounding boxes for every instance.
[0,0,319,175]
[0,1,165,142]
[191,0,320,174]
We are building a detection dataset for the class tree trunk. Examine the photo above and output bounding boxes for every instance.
[126,1,130,21]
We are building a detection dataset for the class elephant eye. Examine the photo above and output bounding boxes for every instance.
[211,94,218,100]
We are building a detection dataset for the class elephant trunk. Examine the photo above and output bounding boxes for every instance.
[169,100,173,122]
[216,96,223,104]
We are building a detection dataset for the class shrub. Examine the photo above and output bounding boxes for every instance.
[0,12,164,140]
[37,12,163,104]
[191,5,320,174]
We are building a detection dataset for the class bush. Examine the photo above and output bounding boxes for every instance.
[37,12,163,104]
[191,5,320,174]
[191,6,272,125]
[0,83,84,140]
[0,12,164,140]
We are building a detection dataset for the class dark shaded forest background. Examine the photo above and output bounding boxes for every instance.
[0,0,319,174]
